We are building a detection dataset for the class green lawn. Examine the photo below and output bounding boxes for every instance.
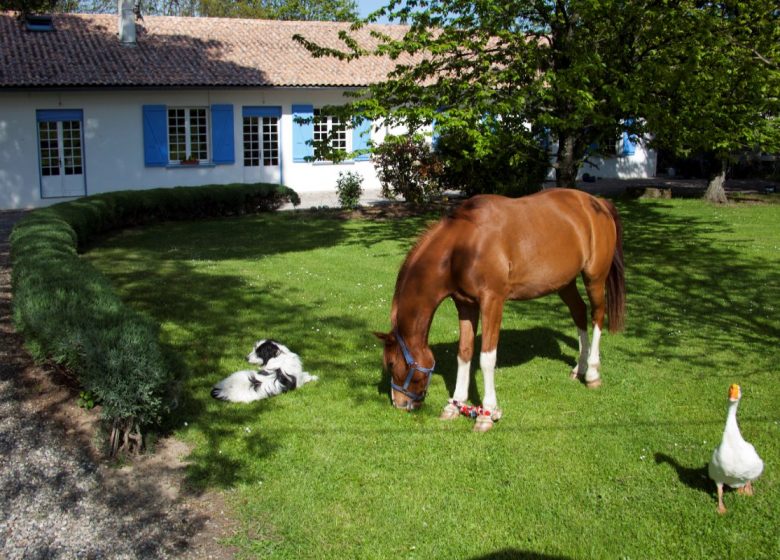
[86,198,780,559]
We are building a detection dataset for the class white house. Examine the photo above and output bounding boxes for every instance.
[0,11,656,210]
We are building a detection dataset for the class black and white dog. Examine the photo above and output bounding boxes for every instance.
[211,340,318,403]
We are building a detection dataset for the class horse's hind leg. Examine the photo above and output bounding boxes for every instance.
[582,277,608,388]
[558,281,589,381]
[441,299,479,420]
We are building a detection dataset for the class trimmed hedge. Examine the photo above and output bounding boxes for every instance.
[10,183,299,454]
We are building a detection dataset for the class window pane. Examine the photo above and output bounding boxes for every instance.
[262,117,279,166]
[38,121,60,176]
[243,116,259,167]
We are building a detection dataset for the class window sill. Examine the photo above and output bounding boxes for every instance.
[167,163,216,169]
[311,160,356,166]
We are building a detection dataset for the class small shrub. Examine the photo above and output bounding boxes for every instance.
[374,134,443,204]
[10,183,298,456]
[336,171,364,210]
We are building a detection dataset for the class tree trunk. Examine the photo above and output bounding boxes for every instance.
[555,133,579,188]
[704,158,728,203]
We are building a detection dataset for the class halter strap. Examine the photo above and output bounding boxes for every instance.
[391,330,436,403]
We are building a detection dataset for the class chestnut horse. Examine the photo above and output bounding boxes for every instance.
[376,188,625,431]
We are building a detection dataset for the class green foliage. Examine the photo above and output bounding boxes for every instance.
[335,170,364,209]
[374,134,443,204]
[10,183,298,453]
[434,124,549,197]
[299,1,777,192]
[72,0,357,20]
[0,0,59,15]
[638,1,779,198]
[78,390,96,410]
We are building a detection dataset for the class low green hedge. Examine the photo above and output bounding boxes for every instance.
[10,183,299,454]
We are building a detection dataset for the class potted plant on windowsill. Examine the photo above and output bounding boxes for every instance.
[180,155,200,165]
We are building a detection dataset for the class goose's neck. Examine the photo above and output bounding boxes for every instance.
[724,400,742,440]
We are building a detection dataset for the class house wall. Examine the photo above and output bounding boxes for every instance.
[0,88,388,209]
[0,88,657,209]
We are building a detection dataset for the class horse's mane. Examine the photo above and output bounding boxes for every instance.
[389,197,496,327]
[389,218,450,327]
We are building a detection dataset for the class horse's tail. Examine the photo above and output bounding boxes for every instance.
[604,201,626,333]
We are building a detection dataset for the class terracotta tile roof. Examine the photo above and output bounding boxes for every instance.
[0,12,410,88]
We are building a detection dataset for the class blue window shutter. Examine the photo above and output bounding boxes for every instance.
[352,119,372,161]
[142,105,168,167]
[211,104,235,165]
[621,118,637,157]
[292,104,314,162]
[621,131,637,156]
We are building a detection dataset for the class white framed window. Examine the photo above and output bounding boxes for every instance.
[313,108,347,160]
[243,116,279,166]
[168,107,209,163]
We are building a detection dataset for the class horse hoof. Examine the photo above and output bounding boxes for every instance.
[440,403,460,420]
[473,416,494,432]
[586,378,602,389]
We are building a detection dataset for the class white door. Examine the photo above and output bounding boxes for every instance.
[242,113,281,184]
[38,119,86,198]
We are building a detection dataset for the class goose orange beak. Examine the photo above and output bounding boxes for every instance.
[728,384,741,401]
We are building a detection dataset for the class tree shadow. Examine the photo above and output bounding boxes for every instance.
[654,452,713,495]
[615,199,779,372]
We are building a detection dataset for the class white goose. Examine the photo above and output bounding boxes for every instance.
[708,384,764,514]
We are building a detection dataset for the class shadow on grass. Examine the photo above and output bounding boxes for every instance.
[417,328,579,405]
[89,200,780,490]
[616,199,779,372]
[654,452,712,495]
[469,549,572,560]
[90,215,377,489]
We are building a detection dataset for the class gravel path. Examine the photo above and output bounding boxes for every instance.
[0,211,232,559]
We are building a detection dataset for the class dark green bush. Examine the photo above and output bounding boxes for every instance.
[10,183,298,455]
[434,127,549,197]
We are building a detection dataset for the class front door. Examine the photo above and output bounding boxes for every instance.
[242,106,281,184]
[37,110,86,198]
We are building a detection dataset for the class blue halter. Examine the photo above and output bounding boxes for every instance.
[391,330,436,403]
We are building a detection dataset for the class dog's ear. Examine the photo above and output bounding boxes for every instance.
[275,369,296,393]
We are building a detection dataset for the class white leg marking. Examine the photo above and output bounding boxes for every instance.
[452,355,471,403]
[480,350,498,411]
[585,324,602,383]
[572,328,589,378]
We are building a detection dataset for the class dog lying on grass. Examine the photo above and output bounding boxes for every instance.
[211,340,318,403]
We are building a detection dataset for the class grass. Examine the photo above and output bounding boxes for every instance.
[85,198,780,559]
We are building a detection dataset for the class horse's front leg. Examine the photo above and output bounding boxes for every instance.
[441,300,479,420]
[474,295,504,432]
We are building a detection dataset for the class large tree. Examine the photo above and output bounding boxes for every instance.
[299,1,778,194]
[639,2,779,202]
[299,0,676,188]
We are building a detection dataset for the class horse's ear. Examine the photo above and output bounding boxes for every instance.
[373,331,395,344]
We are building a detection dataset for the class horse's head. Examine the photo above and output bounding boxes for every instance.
[374,330,435,411]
